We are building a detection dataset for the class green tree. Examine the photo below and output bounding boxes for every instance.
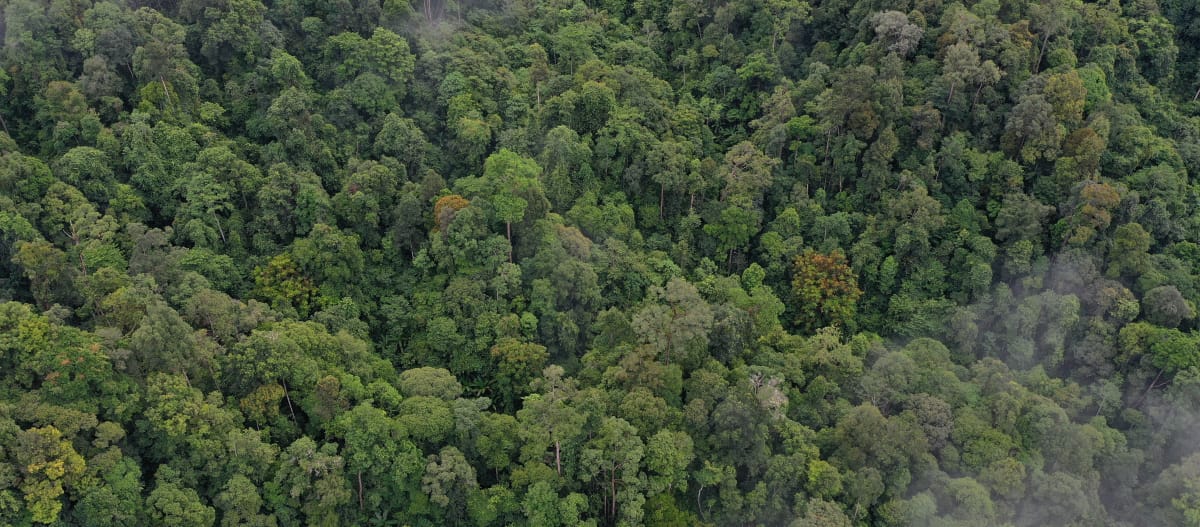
[517,366,586,478]
[645,429,694,495]
[422,446,478,523]
[147,466,216,527]
[631,277,713,366]
[1002,94,1065,164]
[491,338,548,411]
[174,171,234,250]
[72,457,145,527]
[251,253,318,317]
[541,126,595,211]
[268,437,351,527]
[128,300,204,381]
[705,202,762,272]
[791,498,851,527]
[12,240,74,309]
[16,426,86,524]
[581,417,646,526]
[459,149,545,262]
[213,475,276,527]
[290,224,364,299]
[1143,286,1194,329]
[397,367,463,400]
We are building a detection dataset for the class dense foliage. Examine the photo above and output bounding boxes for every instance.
[3,0,1200,525]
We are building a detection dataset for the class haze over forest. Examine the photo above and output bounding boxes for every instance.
[2,0,1200,525]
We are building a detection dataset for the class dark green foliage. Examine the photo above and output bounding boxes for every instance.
[3,0,1200,525]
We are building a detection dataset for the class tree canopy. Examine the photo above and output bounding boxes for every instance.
[2,0,1200,525]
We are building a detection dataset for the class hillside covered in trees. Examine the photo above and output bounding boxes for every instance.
[3,0,1200,525]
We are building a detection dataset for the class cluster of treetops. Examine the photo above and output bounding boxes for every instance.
[3,0,1200,525]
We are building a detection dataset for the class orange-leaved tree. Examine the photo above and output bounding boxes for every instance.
[791,248,862,332]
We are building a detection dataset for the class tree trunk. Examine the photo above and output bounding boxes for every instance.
[1133,369,1165,409]
[554,440,562,476]
[281,380,298,423]
[506,221,513,262]
[160,76,170,105]
[1034,33,1051,74]
[659,183,666,219]
[610,467,618,518]
[357,471,364,511]
[214,216,228,244]
[601,484,608,520]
